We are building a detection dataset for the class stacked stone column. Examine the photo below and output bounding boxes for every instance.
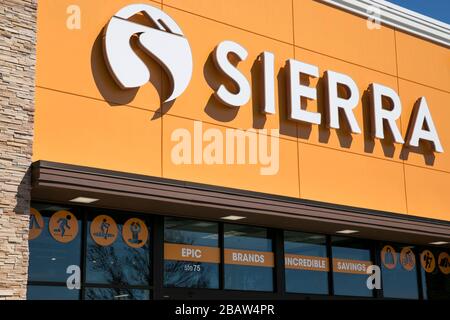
[0,0,36,300]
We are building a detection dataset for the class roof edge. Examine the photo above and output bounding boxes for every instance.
[317,0,450,47]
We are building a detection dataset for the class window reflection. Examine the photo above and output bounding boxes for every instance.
[380,243,419,299]
[86,214,151,286]
[284,231,329,295]
[421,249,450,300]
[224,224,274,292]
[28,204,81,283]
[84,287,150,300]
[27,285,80,300]
[164,217,219,289]
[332,237,373,297]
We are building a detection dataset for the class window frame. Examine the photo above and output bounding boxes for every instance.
[27,202,154,300]
[27,202,448,300]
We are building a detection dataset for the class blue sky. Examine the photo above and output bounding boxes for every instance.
[386,0,450,24]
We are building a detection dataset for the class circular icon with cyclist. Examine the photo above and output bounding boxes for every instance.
[122,218,148,248]
[49,210,78,243]
[400,247,416,271]
[420,250,436,273]
[381,245,397,270]
[29,208,44,240]
[90,215,118,246]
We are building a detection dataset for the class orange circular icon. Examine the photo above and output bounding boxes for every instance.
[438,252,450,275]
[49,211,78,243]
[29,208,44,240]
[420,250,436,273]
[122,218,148,248]
[381,245,397,270]
[399,247,416,271]
[90,215,118,246]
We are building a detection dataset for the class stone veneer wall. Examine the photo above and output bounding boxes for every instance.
[0,0,36,299]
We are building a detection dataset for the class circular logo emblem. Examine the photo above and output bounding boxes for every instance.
[90,215,118,246]
[49,210,78,243]
[104,4,193,103]
[381,245,397,270]
[420,250,436,273]
[399,247,416,271]
[438,252,450,275]
[122,218,148,248]
[29,208,44,240]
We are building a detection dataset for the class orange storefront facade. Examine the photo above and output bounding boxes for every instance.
[22,0,450,299]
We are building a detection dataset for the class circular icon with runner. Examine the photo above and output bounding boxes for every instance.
[399,247,416,271]
[380,245,397,270]
[122,218,148,248]
[49,210,78,243]
[420,250,435,273]
[438,252,450,275]
[90,215,118,246]
[29,208,44,240]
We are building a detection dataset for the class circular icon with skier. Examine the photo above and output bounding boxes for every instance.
[29,208,44,240]
[420,250,436,273]
[380,245,397,270]
[399,247,416,271]
[49,210,78,243]
[90,215,118,246]
[122,218,148,248]
[438,252,450,275]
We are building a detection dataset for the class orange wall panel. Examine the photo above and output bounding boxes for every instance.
[164,0,294,43]
[293,0,397,75]
[162,115,300,198]
[405,165,450,221]
[36,0,163,112]
[33,88,162,177]
[298,143,408,214]
[395,30,450,92]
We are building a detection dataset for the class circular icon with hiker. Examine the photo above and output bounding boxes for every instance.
[381,245,397,270]
[29,208,44,240]
[90,215,118,246]
[122,218,148,248]
[49,210,78,243]
[400,247,416,271]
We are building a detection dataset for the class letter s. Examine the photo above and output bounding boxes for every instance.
[213,40,250,107]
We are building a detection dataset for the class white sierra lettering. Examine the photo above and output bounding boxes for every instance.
[103,4,444,154]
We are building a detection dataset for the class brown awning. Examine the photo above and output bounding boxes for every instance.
[31,160,450,247]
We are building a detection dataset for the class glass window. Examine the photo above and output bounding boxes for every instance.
[164,217,219,289]
[27,285,80,300]
[84,287,150,300]
[86,213,151,286]
[28,203,81,283]
[284,231,328,295]
[224,224,274,292]
[420,248,450,300]
[380,243,419,299]
[332,237,373,297]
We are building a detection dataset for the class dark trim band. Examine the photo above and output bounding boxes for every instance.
[31,160,450,246]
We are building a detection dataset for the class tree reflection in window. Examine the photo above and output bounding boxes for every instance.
[164,217,219,289]
[86,215,150,287]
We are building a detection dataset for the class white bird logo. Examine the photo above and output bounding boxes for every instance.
[103,4,193,103]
